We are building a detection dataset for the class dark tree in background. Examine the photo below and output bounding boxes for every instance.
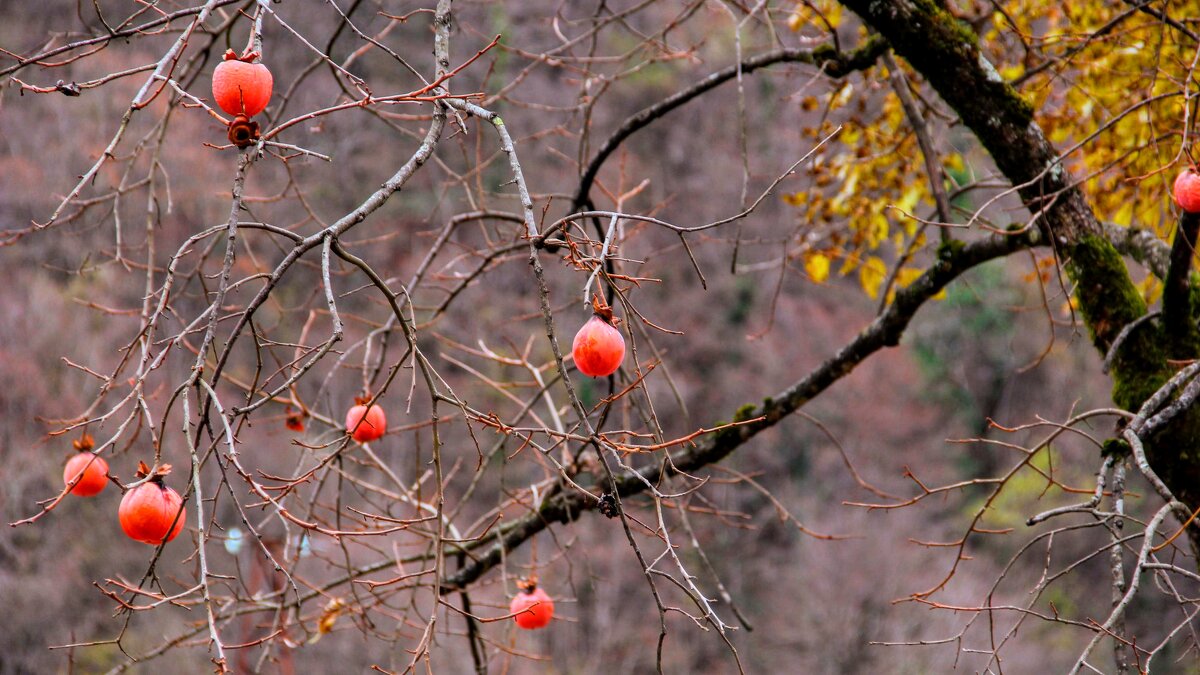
[3,0,1200,673]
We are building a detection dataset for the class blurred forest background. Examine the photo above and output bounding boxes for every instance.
[0,1,1195,674]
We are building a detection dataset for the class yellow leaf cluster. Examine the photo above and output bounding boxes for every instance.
[784,0,1197,301]
[804,251,832,283]
[984,0,1200,241]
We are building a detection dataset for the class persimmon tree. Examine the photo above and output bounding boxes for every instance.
[5,0,1200,672]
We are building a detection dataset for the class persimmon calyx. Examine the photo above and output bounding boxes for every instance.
[590,295,616,325]
[227,114,261,148]
[224,48,262,63]
[133,460,173,481]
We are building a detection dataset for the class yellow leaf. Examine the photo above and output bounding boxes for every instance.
[1136,274,1163,306]
[1111,198,1133,227]
[896,185,921,215]
[859,256,888,299]
[866,215,889,248]
[309,597,346,644]
[804,251,831,283]
[1000,64,1024,81]
[883,267,928,305]
[830,83,854,110]
[782,191,808,207]
[830,169,859,211]
[839,252,861,276]
[894,267,923,289]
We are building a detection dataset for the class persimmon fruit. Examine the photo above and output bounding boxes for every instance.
[63,452,109,497]
[119,462,186,545]
[572,314,625,377]
[285,406,306,432]
[346,399,387,443]
[1174,168,1200,213]
[212,50,273,117]
[510,586,554,630]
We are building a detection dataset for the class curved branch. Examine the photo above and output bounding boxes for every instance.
[568,36,888,212]
[441,228,1041,591]
[0,0,246,78]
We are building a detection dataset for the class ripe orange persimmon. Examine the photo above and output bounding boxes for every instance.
[510,585,554,630]
[119,462,186,545]
[1175,168,1200,214]
[346,399,387,443]
[572,309,625,378]
[63,452,109,496]
[212,49,273,117]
